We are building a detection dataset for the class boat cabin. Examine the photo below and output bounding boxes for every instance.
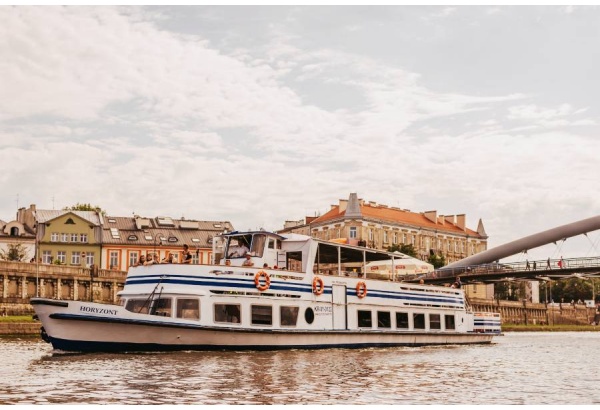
[213,231,425,281]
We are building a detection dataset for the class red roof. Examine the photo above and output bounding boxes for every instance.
[311,204,482,237]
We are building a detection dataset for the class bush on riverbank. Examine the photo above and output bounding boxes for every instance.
[502,324,600,332]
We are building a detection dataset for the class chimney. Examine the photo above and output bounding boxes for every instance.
[339,199,348,212]
[424,210,437,223]
[456,214,466,231]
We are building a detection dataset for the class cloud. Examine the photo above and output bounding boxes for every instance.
[1,6,599,262]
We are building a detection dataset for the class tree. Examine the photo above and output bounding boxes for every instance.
[387,243,417,258]
[427,253,447,269]
[63,203,105,214]
[0,243,29,262]
[551,278,592,303]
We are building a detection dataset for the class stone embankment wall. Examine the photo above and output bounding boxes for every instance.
[470,298,597,325]
[0,260,126,316]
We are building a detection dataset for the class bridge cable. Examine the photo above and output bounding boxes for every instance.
[550,238,566,260]
[584,232,600,257]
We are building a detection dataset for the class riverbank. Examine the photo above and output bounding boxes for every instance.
[501,324,600,332]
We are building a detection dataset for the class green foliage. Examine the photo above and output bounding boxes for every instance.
[63,203,105,214]
[387,243,417,258]
[427,253,446,269]
[0,243,29,262]
[549,278,593,303]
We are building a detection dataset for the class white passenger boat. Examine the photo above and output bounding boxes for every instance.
[31,231,501,352]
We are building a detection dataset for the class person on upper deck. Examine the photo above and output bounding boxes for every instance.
[134,255,146,266]
[242,253,254,267]
[182,244,192,264]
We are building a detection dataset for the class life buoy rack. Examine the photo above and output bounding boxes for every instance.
[356,281,367,299]
[254,270,271,291]
[312,276,325,296]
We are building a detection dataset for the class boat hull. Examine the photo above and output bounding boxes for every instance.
[32,298,494,352]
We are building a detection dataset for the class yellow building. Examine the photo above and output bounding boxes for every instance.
[279,193,493,298]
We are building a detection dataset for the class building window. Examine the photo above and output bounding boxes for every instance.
[369,229,374,241]
[176,298,200,320]
[214,303,241,324]
[349,227,357,239]
[280,306,299,327]
[413,313,425,329]
[430,314,441,330]
[42,250,52,264]
[383,231,388,243]
[129,252,139,267]
[396,312,409,329]
[86,252,95,267]
[57,251,66,264]
[71,251,81,265]
[377,311,391,328]
[80,233,88,243]
[61,233,68,242]
[393,233,397,244]
[402,233,407,243]
[191,252,199,265]
[71,233,78,242]
[251,305,272,326]
[51,233,59,242]
[109,251,119,269]
[357,310,372,328]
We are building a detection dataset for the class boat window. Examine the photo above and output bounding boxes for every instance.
[268,238,275,249]
[214,303,241,324]
[151,298,172,317]
[251,304,272,325]
[304,307,315,324]
[286,251,303,272]
[445,315,456,330]
[429,314,441,330]
[413,313,426,330]
[125,299,150,314]
[357,310,372,328]
[176,298,200,321]
[377,311,391,328]
[396,312,409,329]
[226,235,252,258]
[280,306,299,327]
[250,234,266,257]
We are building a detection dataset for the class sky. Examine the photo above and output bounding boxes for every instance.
[1,5,600,262]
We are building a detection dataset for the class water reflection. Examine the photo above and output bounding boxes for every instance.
[2,334,600,404]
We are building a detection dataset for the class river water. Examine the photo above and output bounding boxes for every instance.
[1,332,599,405]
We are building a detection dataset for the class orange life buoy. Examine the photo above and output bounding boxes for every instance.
[254,270,271,291]
[312,276,324,296]
[356,281,367,299]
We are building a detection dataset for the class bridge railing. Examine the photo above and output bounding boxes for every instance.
[425,256,600,281]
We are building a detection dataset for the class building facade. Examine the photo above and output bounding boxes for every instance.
[13,204,234,271]
[280,193,489,263]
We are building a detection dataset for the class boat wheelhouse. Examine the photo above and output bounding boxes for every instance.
[31,231,501,352]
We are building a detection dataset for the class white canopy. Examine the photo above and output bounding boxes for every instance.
[365,255,434,276]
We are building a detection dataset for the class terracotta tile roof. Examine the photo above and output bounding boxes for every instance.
[311,204,482,237]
